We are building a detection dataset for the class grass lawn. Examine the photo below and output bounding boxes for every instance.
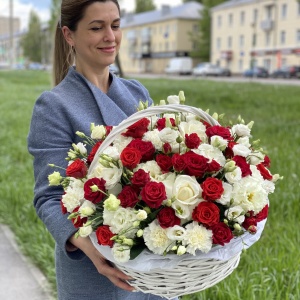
[0,70,299,300]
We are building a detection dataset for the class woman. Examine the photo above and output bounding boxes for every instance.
[28,1,177,299]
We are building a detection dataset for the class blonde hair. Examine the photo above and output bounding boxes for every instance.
[53,0,120,86]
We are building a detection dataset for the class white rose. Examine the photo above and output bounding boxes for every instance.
[210,135,228,151]
[158,127,179,144]
[172,200,198,221]
[136,209,148,221]
[216,182,233,206]
[248,151,265,165]
[194,144,226,166]
[102,146,120,160]
[143,129,163,150]
[225,206,245,224]
[89,165,122,190]
[113,135,133,153]
[78,225,93,237]
[231,124,251,137]
[172,175,202,205]
[135,161,162,181]
[178,120,207,142]
[233,143,251,157]
[225,167,242,184]
[91,125,106,139]
[167,95,180,104]
[161,173,176,199]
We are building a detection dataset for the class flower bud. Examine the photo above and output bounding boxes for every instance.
[136,229,144,237]
[272,174,283,183]
[123,238,134,246]
[224,160,236,172]
[75,131,85,138]
[103,194,120,211]
[165,199,172,207]
[144,207,151,214]
[177,245,186,256]
[248,225,257,234]
[78,225,93,237]
[171,245,178,251]
[212,112,218,121]
[247,121,254,129]
[133,221,140,227]
[136,210,147,221]
[178,91,185,104]
[176,135,183,144]
[48,171,62,186]
[233,223,242,231]
[159,99,166,106]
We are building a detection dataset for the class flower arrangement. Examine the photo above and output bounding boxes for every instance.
[49,91,281,264]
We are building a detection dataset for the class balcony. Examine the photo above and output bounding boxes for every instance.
[260,19,274,31]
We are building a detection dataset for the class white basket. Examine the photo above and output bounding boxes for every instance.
[89,104,244,299]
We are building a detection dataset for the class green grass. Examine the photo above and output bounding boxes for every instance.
[0,70,299,299]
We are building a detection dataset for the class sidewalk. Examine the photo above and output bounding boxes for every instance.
[0,224,54,300]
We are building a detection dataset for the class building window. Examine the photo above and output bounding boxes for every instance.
[298,2,300,16]
[217,37,221,50]
[193,24,199,32]
[253,8,258,24]
[252,33,257,47]
[227,36,232,49]
[240,11,245,25]
[239,35,244,48]
[281,4,287,19]
[280,30,286,44]
[265,5,273,20]
[265,32,271,46]
[228,13,233,26]
[297,29,300,43]
[217,15,222,27]
[239,59,243,72]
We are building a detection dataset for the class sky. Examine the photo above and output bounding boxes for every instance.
[0,0,183,31]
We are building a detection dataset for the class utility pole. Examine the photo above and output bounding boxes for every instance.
[9,0,14,69]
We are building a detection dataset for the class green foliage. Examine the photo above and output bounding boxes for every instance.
[135,0,156,13]
[21,10,43,62]
[49,0,61,33]
[0,70,299,299]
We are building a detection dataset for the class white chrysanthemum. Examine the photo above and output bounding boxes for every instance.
[225,206,245,224]
[178,120,207,143]
[158,127,179,144]
[194,144,226,166]
[91,125,106,140]
[172,175,202,205]
[104,207,138,238]
[62,184,84,213]
[143,129,163,150]
[102,146,120,160]
[225,167,242,184]
[231,177,268,214]
[216,182,233,206]
[112,243,131,263]
[89,165,122,190]
[79,200,96,216]
[143,220,172,255]
[237,136,251,148]
[248,151,265,165]
[182,222,213,255]
[134,160,162,181]
[231,124,251,137]
[210,135,228,151]
[166,225,186,241]
[233,143,251,158]
[113,135,133,153]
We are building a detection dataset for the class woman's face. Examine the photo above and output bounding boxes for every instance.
[64,1,122,71]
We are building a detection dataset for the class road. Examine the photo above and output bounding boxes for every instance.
[126,73,300,86]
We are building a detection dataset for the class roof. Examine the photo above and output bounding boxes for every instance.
[121,1,203,28]
[211,0,256,12]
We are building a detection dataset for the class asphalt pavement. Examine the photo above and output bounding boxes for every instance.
[0,224,54,300]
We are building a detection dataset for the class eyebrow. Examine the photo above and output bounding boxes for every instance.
[88,18,121,25]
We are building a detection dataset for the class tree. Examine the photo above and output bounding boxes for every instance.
[189,0,226,62]
[49,0,61,33]
[21,10,42,62]
[183,0,203,3]
[135,0,156,13]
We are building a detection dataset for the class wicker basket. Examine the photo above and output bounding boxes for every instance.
[89,104,252,299]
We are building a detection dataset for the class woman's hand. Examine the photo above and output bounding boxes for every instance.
[68,235,135,292]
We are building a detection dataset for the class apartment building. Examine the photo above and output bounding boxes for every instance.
[119,1,202,74]
[211,0,300,74]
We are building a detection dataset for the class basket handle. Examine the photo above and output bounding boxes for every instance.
[89,104,219,172]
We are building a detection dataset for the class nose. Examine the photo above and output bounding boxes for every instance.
[104,27,116,42]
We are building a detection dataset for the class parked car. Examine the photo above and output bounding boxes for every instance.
[165,57,193,75]
[243,67,269,78]
[271,65,300,79]
[192,63,231,77]
[27,62,45,70]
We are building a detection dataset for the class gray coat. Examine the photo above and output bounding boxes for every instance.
[28,67,177,300]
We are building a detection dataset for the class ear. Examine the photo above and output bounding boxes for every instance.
[62,26,74,47]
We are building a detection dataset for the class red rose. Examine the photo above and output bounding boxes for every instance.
[156,154,173,173]
[131,169,151,188]
[84,177,107,204]
[256,163,273,180]
[172,153,186,172]
[156,118,176,131]
[66,158,88,179]
[183,151,209,178]
[207,160,221,173]
[157,207,181,228]
[118,185,139,208]
[262,155,271,168]
[233,156,252,177]
[120,147,142,169]
[192,201,220,226]
[127,139,155,162]
[87,141,103,165]
[255,205,269,222]
[105,125,113,136]
[122,118,150,138]
[211,222,234,245]
[71,207,87,228]
[225,141,237,159]
[206,125,232,140]
[60,199,67,214]
[163,143,172,154]
[141,181,167,208]
[242,216,257,230]
[201,177,224,201]
[185,133,201,149]
[95,225,115,247]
